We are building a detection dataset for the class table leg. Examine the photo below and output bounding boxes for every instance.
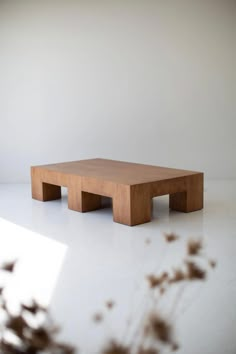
[31,179,61,201]
[113,185,151,226]
[31,167,61,201]
[169,174,203,212]
[68,188,101,212]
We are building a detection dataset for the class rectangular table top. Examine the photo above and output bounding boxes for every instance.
[32,158,201,186]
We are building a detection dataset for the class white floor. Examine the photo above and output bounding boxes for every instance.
[0,181,236,354]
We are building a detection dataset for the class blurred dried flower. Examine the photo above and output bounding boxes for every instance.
[0,339,24,354]
[0,234,215,354]
[209,259,217,268]
[106,301,115,310]
[146,314,172,344]
[171,342,179,351]
[0,260,17,272]
[169,268,186,283]
[6,315,28,337]
[147,275,162,288]
[102,340,130,354]
[21,300,47,315]
[93,313,103,323]
[186,261,206,280]
[27,327,52,350]
[0,260,76,354]
[187,239,202,256]
[147,273,168,289]
[164,233,179,243]
[53,343,75,354]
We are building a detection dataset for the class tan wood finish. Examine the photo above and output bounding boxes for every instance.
[31,158,203,226]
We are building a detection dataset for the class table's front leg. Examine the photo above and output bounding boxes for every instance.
[169,173,204,212]
[113,184,151,226]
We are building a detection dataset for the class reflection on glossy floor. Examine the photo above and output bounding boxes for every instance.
[0,181,235,354]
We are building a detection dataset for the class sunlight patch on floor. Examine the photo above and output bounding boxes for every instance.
[0,217,67,309]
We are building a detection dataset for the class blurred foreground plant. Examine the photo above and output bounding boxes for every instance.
[0,261,75,354]
[0,235,216,354]
[99,235,216,354]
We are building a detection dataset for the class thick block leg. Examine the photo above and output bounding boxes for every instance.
[81,192,102,212]
[68,187,101,212]
[32,180,61,201]
[169,173,203,212]
[113,185,152,226]
[31,167,61,201]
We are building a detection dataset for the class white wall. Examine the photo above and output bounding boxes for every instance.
[0,0,235,182]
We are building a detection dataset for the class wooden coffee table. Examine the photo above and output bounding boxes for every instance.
[31,158,203,226]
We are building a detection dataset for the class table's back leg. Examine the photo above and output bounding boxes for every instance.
[169,173,203,212]
[31,167,61,201]
[32,180,61,201]
[81,192,102,212]
[68,188,101,212]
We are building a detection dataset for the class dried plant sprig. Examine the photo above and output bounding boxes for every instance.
[0,260,17,272]
[147,273,169,289]
[187,239,202,256]
[25,326,52,351]
[141,236,214,354]
[1,317,75,354]
[0,339,24,354]
[6,315,28,338]
[185,261,206,280]
[145,313,173,346]
[21,299,47,315]
[0,234,216,354]
[169,268,186,283]
[171,343,179,351]
[106,300,115,310]
[0,260,76,354]
[93,312,103,323]
[208,259,217,268]
[102,340,130,354]
[143,313,179,354]
[164,233,179,243]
